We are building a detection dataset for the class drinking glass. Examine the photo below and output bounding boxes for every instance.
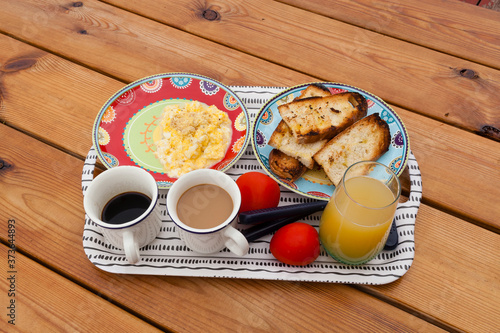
[319,161,401,265]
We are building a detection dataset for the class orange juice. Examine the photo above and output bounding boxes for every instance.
[319,176,397,264]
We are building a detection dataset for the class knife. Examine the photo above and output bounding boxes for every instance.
[238,201,327,225]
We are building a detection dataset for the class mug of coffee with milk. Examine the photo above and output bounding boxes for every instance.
[166,169,249,256]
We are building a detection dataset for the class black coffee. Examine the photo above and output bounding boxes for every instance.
[101,192,152,224]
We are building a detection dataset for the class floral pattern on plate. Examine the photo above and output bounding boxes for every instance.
[251,82,410,200]
[92,73,250,189]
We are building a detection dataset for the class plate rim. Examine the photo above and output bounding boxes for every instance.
[92,72,251,189]
[251,81,410,200]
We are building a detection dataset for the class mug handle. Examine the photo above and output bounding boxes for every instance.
[123,230,140,264]
[224,226,249,256]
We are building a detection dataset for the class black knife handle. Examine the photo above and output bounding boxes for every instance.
[242,212,312,242]
[238,201,327,225]
[383,220,399,250]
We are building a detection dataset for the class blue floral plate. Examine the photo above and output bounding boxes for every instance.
[251,82,410,200]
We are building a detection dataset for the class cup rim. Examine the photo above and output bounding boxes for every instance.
[340,160,401,211]
[166,169,241,234]
[83,165,159,229]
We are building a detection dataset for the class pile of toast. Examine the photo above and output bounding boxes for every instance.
[268,84,391,186]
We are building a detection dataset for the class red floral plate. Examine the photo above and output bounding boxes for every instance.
[92,73,250,189]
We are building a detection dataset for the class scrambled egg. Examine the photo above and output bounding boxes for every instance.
[154,101,232,178]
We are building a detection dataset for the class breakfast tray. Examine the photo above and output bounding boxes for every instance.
[82,86,422,285]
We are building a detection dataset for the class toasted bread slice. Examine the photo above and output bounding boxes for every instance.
[278,92,368,144]
[294,83,331,100]
[268,84,332,170]
[269,149,307,181]
[268,120,327,169]
[313,113,391,186]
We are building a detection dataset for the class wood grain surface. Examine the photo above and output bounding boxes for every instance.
[0,0,499,332]
[0,0,314,86]
[277,0,500,69]
[99,0,500,137]
[0,245,163,332]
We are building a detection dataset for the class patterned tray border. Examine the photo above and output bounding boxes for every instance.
[82,86,423,285]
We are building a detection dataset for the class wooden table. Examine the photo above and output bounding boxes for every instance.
[1,0,499,331]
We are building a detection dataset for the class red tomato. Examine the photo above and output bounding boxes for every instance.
[236,172,280,213]
[270,222,320,266]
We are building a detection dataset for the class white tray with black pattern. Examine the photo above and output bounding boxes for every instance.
[82,86,422,285]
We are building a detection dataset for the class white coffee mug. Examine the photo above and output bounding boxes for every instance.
[83,166,162,264]
[166,169,249,256]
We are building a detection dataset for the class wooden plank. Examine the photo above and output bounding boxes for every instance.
[1,34,498,230]
[0,244,163,332]
[0,37,125,154]
[92,0,500,138]
[1,119,498,332]
[0,0,313,86]
[395,106,500,230]
[275,0,500,69]
[364,202,500,332]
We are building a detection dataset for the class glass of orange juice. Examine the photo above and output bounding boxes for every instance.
[319,161,401,265]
